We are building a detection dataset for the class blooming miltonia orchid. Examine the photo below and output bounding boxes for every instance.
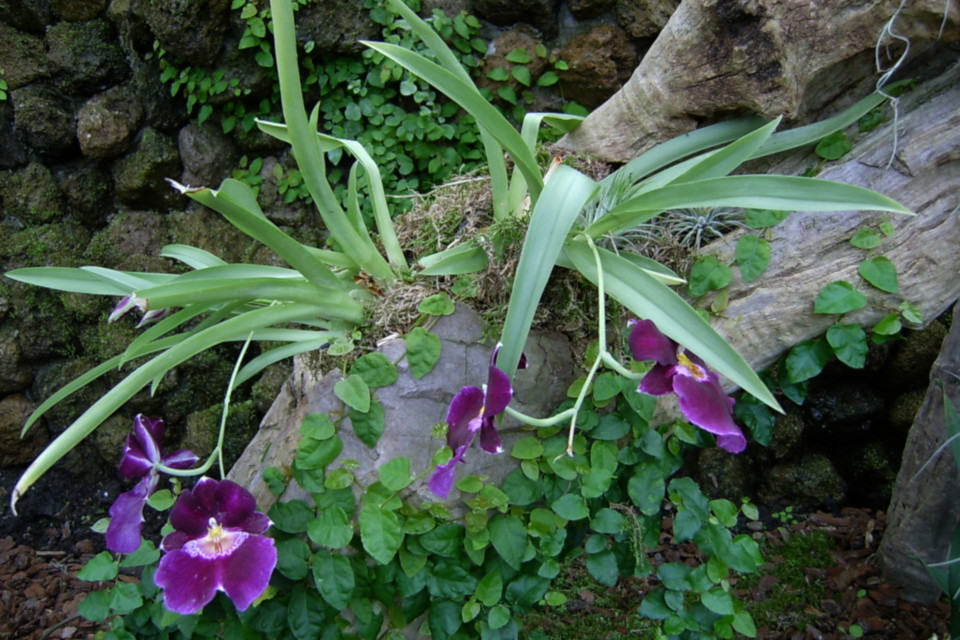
[154,477,277,615]
[628,319,747,453]
[428,345,525,498]
[105,415,198,553]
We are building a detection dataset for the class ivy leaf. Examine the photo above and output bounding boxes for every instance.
[269,499,314,534]
[743,209,790,229]
[405,327,442,379]
[850,228,882,249]
[276,538,311,580]
[628,464,665,516]
[287,585,326,640]
[826,323,868,369]
[784,337,832,382]
[307,506,354,549]
[815,130,852,160]
[551,493,589,521]
[476,570,504,607]
[701,588,735,615]
[351,352,398,388]
[418,292,456,316]
[814,281,867,314]
[734,396,775,446]
[489,514,527,570]
[735,234,771,283]
[359,503,403,565]
[505,48,530,63]
[146,489,175,511]
[511,65,531,86]
[351,400,385,448]
[510,437,544,460]
[312,550,355,611]
[688,255,733,297]
[379,456,412,491]
[300,413,336,440]
[873,312,902,336]
[295,434,343,470]
[586,549,619,586]
[335,374,371,413]
[77,551,118,582]
[858,256,898,293]
[486,67,510,82]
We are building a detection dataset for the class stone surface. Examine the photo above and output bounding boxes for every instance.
[177,122,238,188]
[45,19,127,94]
[0,395,47,467]
[615,0,678,39]
[556,24,637,109]
[470,0,559,36]
[11,85,76,155]
[879,302,960,603]
[0,23,49,89]
[131,0,230,65]
[76,86,145,160]
[112,127,182,209]
[570,0,616,20]
[51,0,107,21]
[229,305,577,513]
[0,161,65,225]
[760,454,847,506]
[294,0,380,55]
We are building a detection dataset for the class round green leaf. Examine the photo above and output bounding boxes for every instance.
[351,400,385,448]
[335,374,371,413]
[312,549,355,610]
[307,506,353,548]
[350,352,398,388]
[815,130,852,160]
[586,549,619,586]
[813,280,867,314]
[276,537,311,580]
[379,456,412,491]
[510,436,544,460]
[850,228,882,249]
[826,323,868,368]
[743,209,789,229]
[489,514,527,569]
[418,292,456,316]
[77,551,119,582]
[735,234,771,283]
[300,413,336,439]
[784,338,833,382]
[858,256,898,293]
[873,312,902,336]
[359,503,403,565]
[688,255,733,297]
[476,570,504,607]
[405,327,442,379]
[590,507,625,534]
[551,493,589,521]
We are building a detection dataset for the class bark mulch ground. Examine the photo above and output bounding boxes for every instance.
[0,506,951,639]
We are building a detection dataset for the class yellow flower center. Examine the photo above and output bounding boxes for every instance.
[676,351,709,381]
[183,517,247,559]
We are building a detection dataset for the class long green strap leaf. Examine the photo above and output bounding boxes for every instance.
[587,174,914,238]
[362,41,544,204]
[498,165,598,378]
[565,241,780,412]
[11,302,331,513]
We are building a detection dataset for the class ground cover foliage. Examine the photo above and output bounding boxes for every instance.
[1,0,928,638]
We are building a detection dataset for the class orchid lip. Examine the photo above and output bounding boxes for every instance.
[182,518,248,560]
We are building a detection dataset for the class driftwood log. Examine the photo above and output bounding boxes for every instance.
[556,0,960,163]
[704,60,960,376]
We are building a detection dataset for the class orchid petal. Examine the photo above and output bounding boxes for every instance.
[214,479,259,529]
[108,295,138,323]
[428,445,468,499]
[483,365,513,416]
[155,550,221,614]
[629,319,678,366]
[161,448,200,470]
[673,373,746,453]
[169,480,217,536]
[478,415,503,454]
[446,386,485,451]
[220,535,277,611]
[105,474,158,554]
[133,414,163,464]
[638,363,676,396]
[117,435,153,480]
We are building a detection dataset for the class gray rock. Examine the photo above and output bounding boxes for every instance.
[803,382,884,437]
[177,122,238,188]
[229,305,576,514]
[470,0,559,37]
[569,0,616,20]
[0,22,49,89]
[51,0,106,21]
[11,85,76,155]
[112,127,182,209]
[615,0,678,39]
[0,326,34,394]
[293,0,380,55]
[879,302,960,604]
[760,454,847,506]
[77,87,144,160]
[0,102,30,169]
[0,0,54,33]
[55,162,113,224]
[0,161,65,225]
[0,394,47,467]
[132,0,230,65]
[45,19,127,94]
[556,24,637,109]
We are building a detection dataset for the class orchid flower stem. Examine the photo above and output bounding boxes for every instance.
[503,405,576,427]
[602,351,642,379]
[560,235,608,457]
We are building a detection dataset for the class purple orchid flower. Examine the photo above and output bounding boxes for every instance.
[154,477,277,615]
[428,345,525,499]
[628,319,746,454]
[109,294,168,327]
[105,415,198,554]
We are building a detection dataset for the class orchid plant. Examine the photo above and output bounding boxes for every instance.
[7,2,916,633]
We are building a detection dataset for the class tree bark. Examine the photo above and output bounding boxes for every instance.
[556,0,959,163]
[703,60,960,376]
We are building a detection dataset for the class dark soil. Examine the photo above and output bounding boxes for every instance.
[0,469,951,640]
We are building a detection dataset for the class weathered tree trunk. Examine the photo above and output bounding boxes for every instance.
[877,303,960,604]
[705,60,960,375]
[556,0,959,163]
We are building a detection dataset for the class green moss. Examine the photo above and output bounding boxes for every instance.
[181,399,260,471]
[739,530,836,633]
